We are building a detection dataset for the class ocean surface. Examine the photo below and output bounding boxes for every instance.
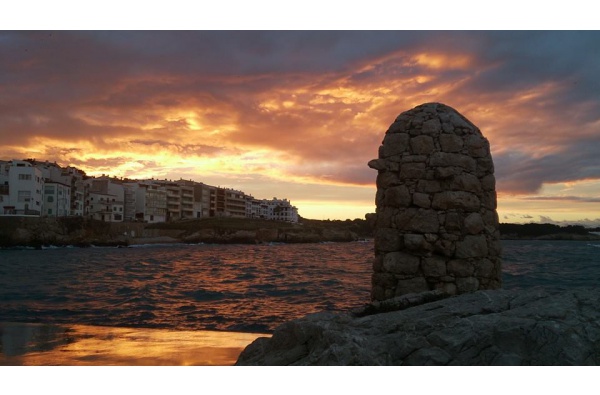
[1,240,599,334]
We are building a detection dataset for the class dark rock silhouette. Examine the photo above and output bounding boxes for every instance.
[236,287,600,365]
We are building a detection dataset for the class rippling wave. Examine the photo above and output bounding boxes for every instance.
[1,240,598,333]
[0,242,372,333]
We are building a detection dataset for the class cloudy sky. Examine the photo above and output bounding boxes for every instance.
[1,30,599,223]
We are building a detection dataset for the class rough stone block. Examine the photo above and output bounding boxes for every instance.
[455,235,489,258]
[375,206,397,228]
[410,135,435,155]
[439,134,463,152]
[448,259,474,276]
[416,180,442,193]
[476,157,495,176]
[395,277,429,295]
[383,251,420,274]
[435,167,460,179]
[464,213,485,234]
[444,211,462,232]
[412,192,431,208]
[448,111,474,129]
[384,185,411,207]
[422,256,447,277]
[481,174,496,191]
[376,171,401,189]
[450,174,482,193]
[481,191,497,210]
[430,152,476,172]
[408,209,440,233]
[421,118,442,135]
[404,233,430,252]
[432,191,481,212]
[367,159,387,170]
[387,120,408,133]
[399,163,426,179]
[434,239,455,257]
[475,258,495,278]
[382,133,410,157]
[456,277,480,293]
[374,228,401,252]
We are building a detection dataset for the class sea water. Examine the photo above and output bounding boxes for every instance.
[1,240,598,365]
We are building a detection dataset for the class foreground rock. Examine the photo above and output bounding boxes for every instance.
[236,287,600,365]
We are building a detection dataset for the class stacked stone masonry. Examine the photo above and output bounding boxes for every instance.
[368,103,502,301]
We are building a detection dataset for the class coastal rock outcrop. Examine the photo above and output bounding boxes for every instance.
[236,287,600,365]
[369,103,501,300]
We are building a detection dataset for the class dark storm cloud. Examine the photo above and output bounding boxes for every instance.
[495,135,600,194]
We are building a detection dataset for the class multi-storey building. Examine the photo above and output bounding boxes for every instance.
[207,186,247,218]
[245,196,299,223]
[186,181,212,218]
[31,160,86,216]
[0,159,300,222]
[85,178,125,222]
[2,160,44,216]
[179,184,194,220]
[43,181,71,217]
[125,182,167,223]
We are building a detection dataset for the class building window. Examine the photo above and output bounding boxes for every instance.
[47,196,54,203]
[45,187,55,195]
[48,209,52,215]
[17,190,31,202]
[18,174,32,180]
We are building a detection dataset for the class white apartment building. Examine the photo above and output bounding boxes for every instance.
[245,196,299,223]
[34,160,86,216]
[131,182,167,223]
[0,159,301,222]
[86,178,125,222]
[2,160,44,216]
[43,181,71,217]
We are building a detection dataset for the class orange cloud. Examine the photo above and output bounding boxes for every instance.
[2,32,600,221]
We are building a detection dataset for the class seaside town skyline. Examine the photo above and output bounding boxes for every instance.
[0,158,299,223]
[2,31,600,225]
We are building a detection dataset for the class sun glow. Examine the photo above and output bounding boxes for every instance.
[413,53,472,70]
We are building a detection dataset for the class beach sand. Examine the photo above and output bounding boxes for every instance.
[0,322,266,366]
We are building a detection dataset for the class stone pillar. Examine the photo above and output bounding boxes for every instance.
[368,103,501,301]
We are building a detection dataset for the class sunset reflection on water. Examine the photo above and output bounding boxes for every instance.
[0,322,267,366]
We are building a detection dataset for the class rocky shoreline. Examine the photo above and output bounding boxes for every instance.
[0,216,362,249]
[236,287,600,365]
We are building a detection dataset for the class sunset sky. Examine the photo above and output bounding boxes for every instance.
[1,30,599,224]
